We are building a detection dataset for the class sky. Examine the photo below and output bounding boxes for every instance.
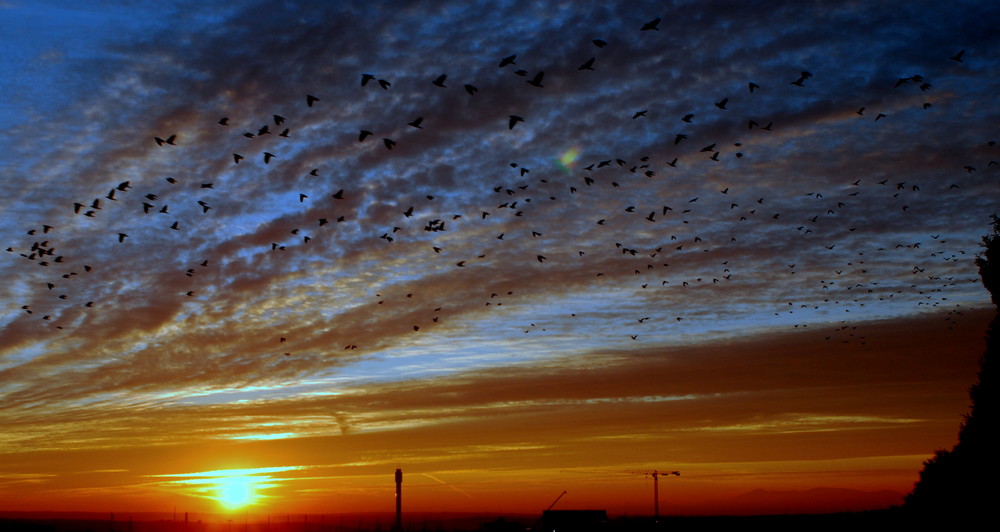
[2,0,999,520]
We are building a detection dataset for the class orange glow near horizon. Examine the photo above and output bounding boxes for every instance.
[0,309,986,517]
[143,467,302,513]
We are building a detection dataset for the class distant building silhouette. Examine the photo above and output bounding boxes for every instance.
[393,468,402,532]
[540,510,607,532]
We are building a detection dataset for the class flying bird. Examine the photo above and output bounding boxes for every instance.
[432,74,447,87]
[499,54,516,67]
[790,71,812,86]
[508,115,524,129]
[578,57,596,70]
[526,71,544,87]
[641,17,661,31]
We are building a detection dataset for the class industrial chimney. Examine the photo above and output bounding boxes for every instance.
[394,468,403,532]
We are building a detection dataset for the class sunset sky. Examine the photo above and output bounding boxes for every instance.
[2,0,999,519]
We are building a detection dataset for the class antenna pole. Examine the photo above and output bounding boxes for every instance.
[653,471,659,521]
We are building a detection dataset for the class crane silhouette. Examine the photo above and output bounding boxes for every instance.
[546,490,567,511]
[621,469,680,521]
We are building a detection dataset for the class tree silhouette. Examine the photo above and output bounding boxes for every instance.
[904,215,999,517]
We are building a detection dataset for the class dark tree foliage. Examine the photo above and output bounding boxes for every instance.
[904,215,999,518]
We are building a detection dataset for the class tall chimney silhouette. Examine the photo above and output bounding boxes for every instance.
[394,468,403,532]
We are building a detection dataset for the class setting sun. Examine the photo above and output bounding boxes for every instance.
[216,476,256,510]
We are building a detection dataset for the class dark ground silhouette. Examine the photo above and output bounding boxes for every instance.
[0,510,913,532]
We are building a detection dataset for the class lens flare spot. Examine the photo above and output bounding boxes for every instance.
[556,147,580,172]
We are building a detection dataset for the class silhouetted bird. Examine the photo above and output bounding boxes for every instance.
[790,71,812,86]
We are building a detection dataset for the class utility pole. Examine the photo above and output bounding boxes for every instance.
[393,468,403,532]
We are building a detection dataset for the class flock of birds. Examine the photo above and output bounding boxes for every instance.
[6,18,996,357]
